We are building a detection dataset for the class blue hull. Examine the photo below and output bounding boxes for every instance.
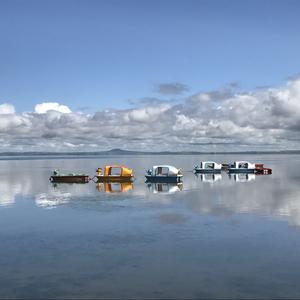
[194,169,221,174]
[228,169,255,174]
[145,175,182,183]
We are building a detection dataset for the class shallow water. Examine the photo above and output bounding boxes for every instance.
[0,154,300,299]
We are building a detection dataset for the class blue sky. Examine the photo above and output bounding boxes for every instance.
[1,0,300,152]
[1,0,300,113]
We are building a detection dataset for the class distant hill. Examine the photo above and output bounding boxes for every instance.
[0,148,300,156]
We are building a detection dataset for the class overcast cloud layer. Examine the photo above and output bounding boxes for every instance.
[1,78,300,152]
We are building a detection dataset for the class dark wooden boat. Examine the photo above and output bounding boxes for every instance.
[50,170,90,183]
[50,175,90,183]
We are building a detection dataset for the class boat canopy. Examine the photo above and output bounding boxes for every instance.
[104,165,133,177]
[233,161,255,169]
[200,161,222,169]
[151,165,180,176]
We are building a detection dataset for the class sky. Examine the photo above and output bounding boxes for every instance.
[0,0,300,151]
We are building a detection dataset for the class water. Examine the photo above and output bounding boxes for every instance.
[0,154,300,299]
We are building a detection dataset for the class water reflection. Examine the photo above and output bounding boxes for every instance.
[35,191,71,209]
[147,182,183,194]
[195,173,222,182]
[0,155,300,227]
[229,173,256,182]
[96,182,133,193]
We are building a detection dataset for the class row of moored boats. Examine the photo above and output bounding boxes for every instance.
[50,161,272,183]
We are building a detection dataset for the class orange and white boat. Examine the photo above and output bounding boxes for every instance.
[95,165,134,182]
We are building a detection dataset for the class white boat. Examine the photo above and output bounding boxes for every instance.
[145,165,183,182]
[194,161,222,173]
[228,161,256,173]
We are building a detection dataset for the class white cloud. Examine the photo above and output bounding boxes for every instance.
[34,102,71,114]
[0,103,15,114]
[1,78,300,152]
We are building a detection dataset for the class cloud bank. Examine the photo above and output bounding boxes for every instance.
[1,78,300,152]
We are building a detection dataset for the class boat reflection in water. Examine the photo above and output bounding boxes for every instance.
[195,173,222,182]
[147,182,183,194]
[229,173,256,182]
[96,182,133,193]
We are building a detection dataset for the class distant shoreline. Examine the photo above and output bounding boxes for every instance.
[0,149,300,156]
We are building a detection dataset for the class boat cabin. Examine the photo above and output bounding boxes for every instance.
[96,165,134,182]
[228,161,256,173]
[194,161,222,173]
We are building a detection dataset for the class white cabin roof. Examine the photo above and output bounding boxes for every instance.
[199,161,222,169]
[235,161,251,164]
[152,165,180,175]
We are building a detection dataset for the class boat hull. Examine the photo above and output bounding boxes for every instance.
[50,175,90,183]
[228,169,255,174]
[96,176,134,182]
[145,175,182,183]
[194,169,221,174]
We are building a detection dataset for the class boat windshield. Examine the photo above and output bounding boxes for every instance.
[110,167,122,176]
[204,162,214,169]
[238,162,248,169]
[155,167,169,176]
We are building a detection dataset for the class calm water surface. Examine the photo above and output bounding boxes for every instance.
[0,154,300,299]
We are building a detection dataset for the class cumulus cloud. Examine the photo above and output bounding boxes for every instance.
[156,82,189,95]
[35,102,71,114]
[0,78,300,152]
[0,103,15,114]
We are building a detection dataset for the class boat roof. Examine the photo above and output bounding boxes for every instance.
[234,161,251,164]
[152,165,180,173]
[104,165,130,169]
[201,161,218,164]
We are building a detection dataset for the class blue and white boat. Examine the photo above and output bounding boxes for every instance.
[194,161,222,173]
[145,165,183,182]
[228,161,256,173]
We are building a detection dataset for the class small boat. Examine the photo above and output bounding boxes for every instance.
[50,169,90,183]
[228,161,256,173]
[254,164,272,175]
[95,165,134,182]
[194,161,222,173]
[145,165,183,182]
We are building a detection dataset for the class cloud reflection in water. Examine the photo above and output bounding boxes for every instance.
[0,156,299,228]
